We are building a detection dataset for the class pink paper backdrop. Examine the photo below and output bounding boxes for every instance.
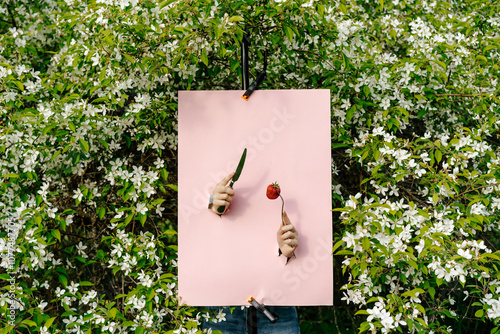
[178,90,332,306]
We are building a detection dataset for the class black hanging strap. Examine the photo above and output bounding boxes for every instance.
[241,31,250,91]
[246,306,258,334]
[240,29,267,100]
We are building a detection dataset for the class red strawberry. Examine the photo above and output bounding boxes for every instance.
[266,182,281,200]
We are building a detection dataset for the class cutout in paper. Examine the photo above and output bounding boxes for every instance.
[178,90,333,306]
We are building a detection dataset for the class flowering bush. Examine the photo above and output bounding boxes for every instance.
[0,0,499,333]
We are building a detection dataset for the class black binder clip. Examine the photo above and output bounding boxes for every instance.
[240,30,267,101]
[247,296,279,323]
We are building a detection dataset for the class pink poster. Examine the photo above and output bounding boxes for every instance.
[178,90,332,306]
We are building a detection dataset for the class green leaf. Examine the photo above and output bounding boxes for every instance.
[358,322,371,332]
[51,150,61,161]
[124,134,131,148]
[112,266,121,275]
[98,207,106,219]
[402,288,425,298]
[79,138,89,153]
[432,193,439,204]
[44,317,57,329]
[152,198,166,206]
[147,288,155,301]
[21,320,37,327]
[160,0,178,9]
[0,326,14,334]
[75,256,86,263]
[42,124,56,136]
[481,253,500,261]
[51,229,61,242]
[0,274,12,280]
[429,286,435,300]
[361,237,370,251]
[332,239,344,254]
[345,105,356,123]
[59,275,68,287]
[79,281,94,286]
[336,250,354,256]
[435,150,442,164]
[139,213,147,226]
[14,81,24,91]
[2,173,18,178]
[331,143,350,149]
[93,96,109,103]
[163,229,177,235]
[124,213,135,225]
[108,307,118,319]
[285,26,293,42]
[408,259,418,270]
[342,52,349,70]
[415,304,425,315]
[122,321,136,327]
[363,85,371,97]
[124,54,135,64]
[484,45,497,52]
[475,309,484,318]
[339,3,347,14]
[99,68,106,82]
[98,138,109,150]
[228,15,244,22]
[201,50,208,66]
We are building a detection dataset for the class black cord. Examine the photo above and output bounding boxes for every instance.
[246,306,258,334]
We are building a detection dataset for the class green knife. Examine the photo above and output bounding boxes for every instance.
[218,148,247,214]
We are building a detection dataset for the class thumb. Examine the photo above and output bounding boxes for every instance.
[217,172,235,187]
[282,210,291,226]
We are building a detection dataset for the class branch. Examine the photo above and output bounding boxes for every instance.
[455,182,500,199]
[292,48,322,57]
[60,231,92,240]
[400,186,428,207]
[435,94,475,97]
[292,48,336,69]
[444,182,500,207]
[435,93,498,98]
[0,17,14,25]
[6,5,18,29]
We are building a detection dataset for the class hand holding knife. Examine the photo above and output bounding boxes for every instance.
[217,148,247,215]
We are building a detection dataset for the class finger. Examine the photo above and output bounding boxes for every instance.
[219,193,232,201]
[283,210,292,226]
[280,225,295,233]
[214,192,233,201]
[217,172,235,187]
[214,184,235,197]
[214,199,230,208]
[281,231,296,240]
[225,187,235,196]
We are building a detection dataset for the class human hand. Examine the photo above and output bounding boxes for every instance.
[210,172,235,215]
[276,210,298,258]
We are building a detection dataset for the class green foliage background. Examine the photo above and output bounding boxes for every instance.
[0,0,500,333]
